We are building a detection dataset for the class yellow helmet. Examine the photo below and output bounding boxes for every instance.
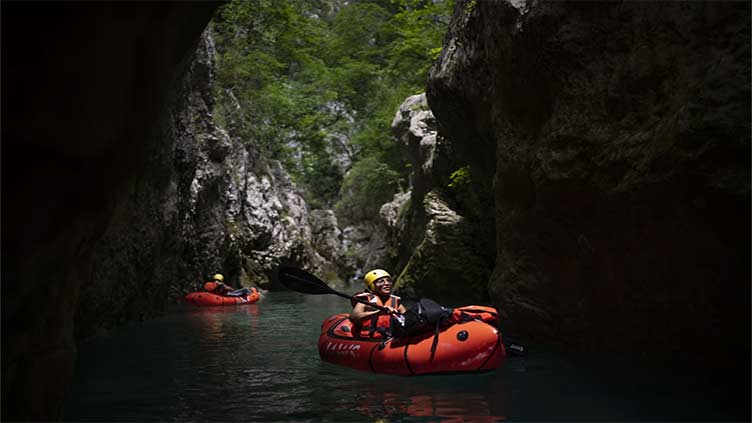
[364,269,391,291]
[213,273,224,282]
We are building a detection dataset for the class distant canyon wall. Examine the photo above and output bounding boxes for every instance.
[426,0,750,360]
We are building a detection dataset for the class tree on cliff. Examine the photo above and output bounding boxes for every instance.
[211,0,452,219]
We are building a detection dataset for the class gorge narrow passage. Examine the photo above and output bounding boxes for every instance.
[3,1,748,420]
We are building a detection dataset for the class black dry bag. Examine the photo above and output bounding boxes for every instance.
[392,298,452,338]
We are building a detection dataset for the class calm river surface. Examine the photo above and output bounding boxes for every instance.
[63,291,748,421]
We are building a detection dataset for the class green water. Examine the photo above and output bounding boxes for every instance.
[63,291,748,421]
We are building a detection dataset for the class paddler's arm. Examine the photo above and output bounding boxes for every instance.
[349,302,379,321]
[218,282,237,293]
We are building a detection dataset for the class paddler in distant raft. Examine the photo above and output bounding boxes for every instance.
[203,273,256,297]
[349,269,407,338]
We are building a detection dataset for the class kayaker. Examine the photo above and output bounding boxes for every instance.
[203,273,254,297]
[349,269,406,338]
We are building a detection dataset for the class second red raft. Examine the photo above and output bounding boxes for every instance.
[318,305,505,376]
[184,288,260,306]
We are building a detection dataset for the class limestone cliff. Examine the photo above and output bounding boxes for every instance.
[387,94,494,304]
[77,29,338,339]
[427,0,750,361]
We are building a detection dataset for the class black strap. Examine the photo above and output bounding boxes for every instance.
[374,326,391,338]
[429,321,440,360]
[368,314,379,337]
[428,307,451,360]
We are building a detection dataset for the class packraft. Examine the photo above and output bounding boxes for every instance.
[184,289,260,306]
[318,304,505,376]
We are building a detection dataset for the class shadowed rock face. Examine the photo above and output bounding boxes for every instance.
[428,0,750,363]
[1,3,218,420]
[387,94,494,303]
[74,24,337,339]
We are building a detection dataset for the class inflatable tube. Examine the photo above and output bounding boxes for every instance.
[318,305,506,375]
[184,290,260,306]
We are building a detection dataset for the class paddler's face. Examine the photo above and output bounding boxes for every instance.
[373,276,393,295]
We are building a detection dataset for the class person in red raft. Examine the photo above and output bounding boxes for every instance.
[203,273,256,297]
[349,269,407,338]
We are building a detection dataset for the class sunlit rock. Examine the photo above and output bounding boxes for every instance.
[341,223,389,278]
[310,209,345,266]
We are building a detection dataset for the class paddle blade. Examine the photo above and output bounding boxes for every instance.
[278,265,336,295]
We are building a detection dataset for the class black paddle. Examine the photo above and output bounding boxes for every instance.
[278,265,392,312]
[277,265,527,356]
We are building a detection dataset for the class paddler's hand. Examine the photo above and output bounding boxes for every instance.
[383,306,399,315]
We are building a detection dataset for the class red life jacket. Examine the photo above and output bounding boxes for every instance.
[351,292,400,338]
[203,281,220,293]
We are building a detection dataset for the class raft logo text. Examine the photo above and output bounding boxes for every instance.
[324,342,361,356]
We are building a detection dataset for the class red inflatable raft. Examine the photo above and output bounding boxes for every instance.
[318,305,505,375]
[184,289,260,306]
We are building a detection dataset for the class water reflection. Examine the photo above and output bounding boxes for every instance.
[185,304,261,352]
[407,394,503,422]
[349,390,505,422]
[63,292,749,422]
[322,371,508,422]
[184,303,261,318]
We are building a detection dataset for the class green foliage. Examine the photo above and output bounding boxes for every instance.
[388,0,453,86]
[212,0,453,214]
[335,156,401,223]
[464,0,477,15]
[448,165,477,211]
[448,166,471,189]
[298,138,343,209]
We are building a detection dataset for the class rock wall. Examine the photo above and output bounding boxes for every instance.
[427,0,750,362]
[1,4,219,420]
[386,94,495,304]
[2,4,341,419]
[77,28,338,338]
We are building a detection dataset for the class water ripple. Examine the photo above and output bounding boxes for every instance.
[63,292,749,422]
